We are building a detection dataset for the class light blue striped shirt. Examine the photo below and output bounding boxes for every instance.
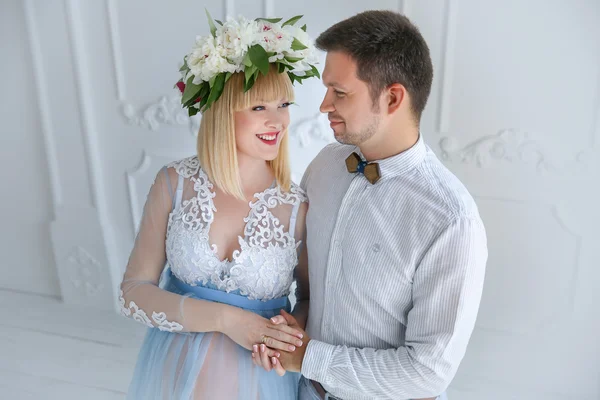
[300,135,488,399]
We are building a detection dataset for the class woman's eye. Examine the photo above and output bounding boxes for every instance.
[280,102,293,108]
[252,106,265,111]
[334,90,346,98]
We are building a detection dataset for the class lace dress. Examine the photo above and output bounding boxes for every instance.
[119,156,307,399]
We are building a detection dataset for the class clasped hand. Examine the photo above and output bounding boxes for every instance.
[222,307,304,355]
[251,310,310,376]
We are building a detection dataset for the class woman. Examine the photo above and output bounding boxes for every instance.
[119,14,318,399]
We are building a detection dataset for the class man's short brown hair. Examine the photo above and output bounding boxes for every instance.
[316,10,434,122]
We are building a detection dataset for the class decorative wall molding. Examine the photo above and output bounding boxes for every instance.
[592,66,600,148]
[289,112,334,148]
[437,0,457,133]
[65,0,121,305]
[439,129,589,175]
[398,0,409,15]
[106,0,126,101]
[23,0,63,208]
[264,0,275,17]
[65,0,101,208]
[66,246,104,297]
[126,150,191,234]
[548,205,582,316]
[224,0,235,18]
[122,94,201,136]
[126,152,152,234]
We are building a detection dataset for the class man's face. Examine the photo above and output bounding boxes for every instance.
[319,51,382,146]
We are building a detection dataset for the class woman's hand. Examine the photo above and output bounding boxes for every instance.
[220,307,304,352]
[252,343,286,375]
[252,310,308,375]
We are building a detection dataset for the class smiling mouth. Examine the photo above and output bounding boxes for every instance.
[256,131,279,145]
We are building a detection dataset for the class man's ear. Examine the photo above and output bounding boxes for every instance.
[386,83,407,114]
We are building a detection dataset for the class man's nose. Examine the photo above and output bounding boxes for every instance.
[320,91,335,113]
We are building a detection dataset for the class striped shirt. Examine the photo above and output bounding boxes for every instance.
[299,134,488,399]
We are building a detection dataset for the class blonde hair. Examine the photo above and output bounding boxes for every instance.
[197,65,295,200]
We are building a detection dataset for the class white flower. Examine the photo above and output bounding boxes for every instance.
[268,53,285,63]
[216,16,259,64]
[186,35,216,78]
[256,21,293,54]
[283,25,318,68]
[180,15,318,91]
[197,52,236,83]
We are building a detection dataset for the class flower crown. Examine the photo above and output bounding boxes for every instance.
[176,10,320,116]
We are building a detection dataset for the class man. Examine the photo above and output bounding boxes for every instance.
[253,10,487,400]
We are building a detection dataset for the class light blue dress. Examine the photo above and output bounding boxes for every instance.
[119,156,307,399]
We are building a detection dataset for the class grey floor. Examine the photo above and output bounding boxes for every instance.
[0,290,146,399]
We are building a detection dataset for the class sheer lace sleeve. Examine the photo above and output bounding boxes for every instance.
[118,167,224,333]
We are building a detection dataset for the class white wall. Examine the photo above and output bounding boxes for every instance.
[1,0,60,297]
[4,0,599,398]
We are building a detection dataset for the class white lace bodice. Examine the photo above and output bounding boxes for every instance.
[165,156,307,301]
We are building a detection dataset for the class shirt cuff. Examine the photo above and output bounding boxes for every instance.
[301,339,335,383]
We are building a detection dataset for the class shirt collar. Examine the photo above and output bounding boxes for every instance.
[355,134,426,180]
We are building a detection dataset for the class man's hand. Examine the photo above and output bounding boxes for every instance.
[252,310,310,374]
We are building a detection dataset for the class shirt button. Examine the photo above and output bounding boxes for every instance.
[333,239,341,247]
[372,243,381,253]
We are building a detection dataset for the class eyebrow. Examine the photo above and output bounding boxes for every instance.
[323,81,347,90]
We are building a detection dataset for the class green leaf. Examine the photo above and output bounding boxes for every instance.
[205,9,217,38]
[188,107,199,117]
[215,19,224,26]
[209,75,216,88]
[198,93,208,111]
[277,62,286,73]
[179,56,189,72]
[255,17,282,23]
[225,72,233,82]
[244,68,261,92]
[205,73,226,108]
[182,76,202,106]
[243,52,252,67]
[244,74,256,92]
[248,44,269,76]
[245,65,258,84]
[301,24,307,32]
[284,55,303,63]
[198,82,210,100]
[310,65,321,78]
[291,38,308,51]
[278,61,294,70]
[282,15,303,27]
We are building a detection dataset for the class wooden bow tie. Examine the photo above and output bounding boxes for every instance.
[345,152,381,184]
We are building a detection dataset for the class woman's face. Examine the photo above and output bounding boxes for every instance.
[234,97,292,162]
